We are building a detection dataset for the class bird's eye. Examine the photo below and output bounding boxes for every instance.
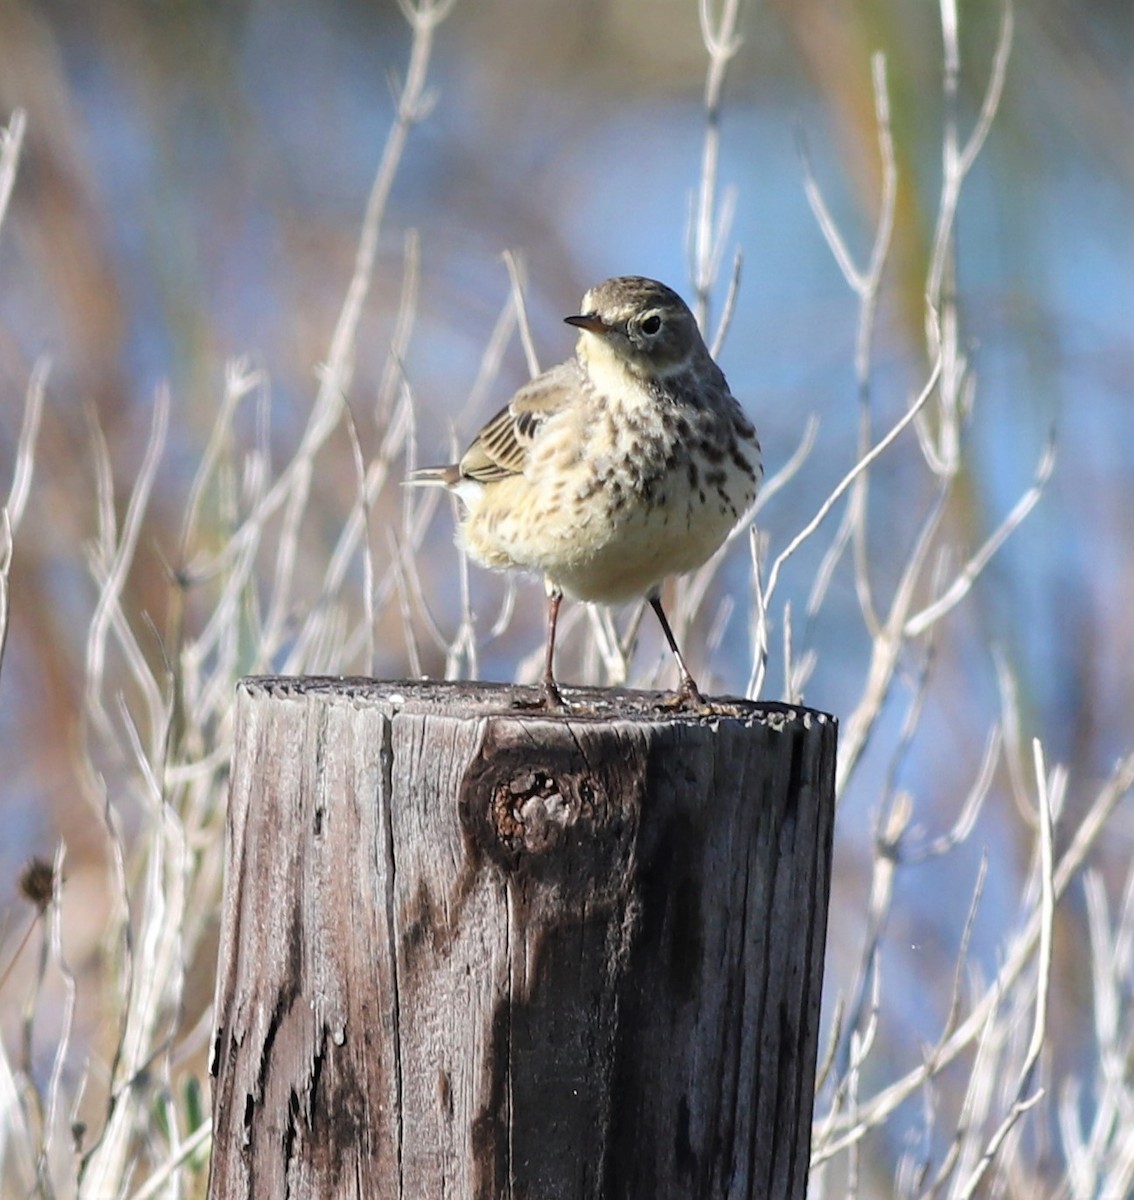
[640,314,662,336]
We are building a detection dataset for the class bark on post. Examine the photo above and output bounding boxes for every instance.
[208,677,837,1200]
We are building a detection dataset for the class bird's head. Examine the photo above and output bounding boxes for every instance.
[565,276,706,380]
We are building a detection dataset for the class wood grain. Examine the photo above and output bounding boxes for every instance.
[208,678,837,1200]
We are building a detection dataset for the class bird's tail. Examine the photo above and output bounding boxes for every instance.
[403,464,460,488]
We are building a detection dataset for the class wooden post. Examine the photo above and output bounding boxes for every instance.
[208,677,837,1200]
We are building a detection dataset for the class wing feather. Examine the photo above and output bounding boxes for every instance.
[457,360,581,484]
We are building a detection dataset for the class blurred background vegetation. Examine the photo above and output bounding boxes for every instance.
[0,0,1131,1194]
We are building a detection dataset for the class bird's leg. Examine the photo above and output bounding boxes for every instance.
[510,585,567,710]
[541,587,565,708]
[649,593,706,708]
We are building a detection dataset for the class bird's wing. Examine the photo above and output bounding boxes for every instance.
[457,360,581,484]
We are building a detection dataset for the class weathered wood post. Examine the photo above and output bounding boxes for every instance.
[208,677,837,1199]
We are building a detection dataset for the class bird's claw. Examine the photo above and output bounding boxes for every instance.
[512,678,568,711]
[656,677,709,712]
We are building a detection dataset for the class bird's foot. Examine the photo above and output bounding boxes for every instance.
[656,676,709,712]
[512,677,568,711]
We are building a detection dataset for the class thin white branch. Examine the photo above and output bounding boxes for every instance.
[690,0,744,326]
[5,359,48,532]
[907,726,1001,861]
[905,435,1055,637]
[127,1122,212,1200]
[503,250,540,379]
[709,248,743,358]
[84,388,170,738]
[0,109,26,234]
[38,845,77,1188]
[958,1,1014,179]
[812,752,1134,1165]
[951,738,1056,1199]
[753,413,819,517]
[763,358,942,609]
[376,228,422,422]
[260,0,453,655]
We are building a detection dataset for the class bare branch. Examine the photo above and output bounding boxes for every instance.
[763,357,942,610]
[904,435,1055,637]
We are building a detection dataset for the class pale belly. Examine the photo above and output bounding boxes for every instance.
[551,492,745,603]
[459,436,758,603]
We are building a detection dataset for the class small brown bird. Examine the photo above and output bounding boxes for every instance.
[408,275,762,707]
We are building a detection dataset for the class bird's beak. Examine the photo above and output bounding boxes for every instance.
[564,312,610,335]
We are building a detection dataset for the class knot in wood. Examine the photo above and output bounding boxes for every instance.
[491,767,602,855]
[458,720,644,883]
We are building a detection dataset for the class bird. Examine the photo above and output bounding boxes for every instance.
[407,275,762,708]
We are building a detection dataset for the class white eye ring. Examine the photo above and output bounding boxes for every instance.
[640,314,662,336]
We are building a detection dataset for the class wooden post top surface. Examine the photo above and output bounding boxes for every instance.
[238,675,836,731]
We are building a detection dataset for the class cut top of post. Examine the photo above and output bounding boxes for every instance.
[240,675,835,731]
